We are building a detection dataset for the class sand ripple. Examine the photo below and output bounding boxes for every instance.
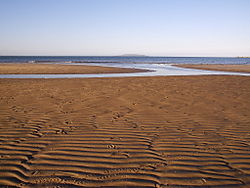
[0,76,250,187]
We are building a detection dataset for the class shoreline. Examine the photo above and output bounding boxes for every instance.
[0,63,148,74]
[174,64,250,73]
[0,63,250,78]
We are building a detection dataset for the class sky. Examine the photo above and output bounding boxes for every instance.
[0,0,249,57]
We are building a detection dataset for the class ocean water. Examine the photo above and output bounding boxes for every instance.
[0,56,250,64]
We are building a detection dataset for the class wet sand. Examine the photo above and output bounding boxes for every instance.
[0,63,146,74]
[0,74,250,187]
[175,64,250,73]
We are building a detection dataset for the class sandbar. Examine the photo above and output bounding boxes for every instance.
[0,63,146,74]
[175,64,250,73]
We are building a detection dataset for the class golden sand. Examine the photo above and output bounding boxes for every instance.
[0,71,250,187]
[175,64,250,73]
[0,63,146,74]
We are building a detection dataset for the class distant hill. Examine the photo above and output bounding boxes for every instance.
[119,54,148,57]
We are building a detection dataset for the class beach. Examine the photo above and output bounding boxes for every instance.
[175,64,250,73]
[0,63,146,74]
[0,64,250,187]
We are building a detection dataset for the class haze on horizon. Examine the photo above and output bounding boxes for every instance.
[0,0,249,57]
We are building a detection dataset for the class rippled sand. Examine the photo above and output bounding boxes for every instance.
[0,75,250,187]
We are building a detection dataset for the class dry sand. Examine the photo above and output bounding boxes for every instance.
[0,73,250,187]
[175,64,250,73]
[0,63,146,74]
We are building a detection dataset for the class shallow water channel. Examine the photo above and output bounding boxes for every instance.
[0,63,249,78]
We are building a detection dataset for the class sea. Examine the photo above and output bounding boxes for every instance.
[0,56,250,65]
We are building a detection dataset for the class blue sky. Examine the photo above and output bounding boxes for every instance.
[0,0,249,56]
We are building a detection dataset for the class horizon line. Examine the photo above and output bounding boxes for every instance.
[0,55,245,58]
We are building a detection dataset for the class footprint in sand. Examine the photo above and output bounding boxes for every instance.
[107,144,117,149]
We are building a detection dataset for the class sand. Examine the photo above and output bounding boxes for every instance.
[0,63,146,74]
[175,64,250,73]
[0,73,250,187]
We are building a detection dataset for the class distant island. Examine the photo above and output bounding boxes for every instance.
[119,54,148,57]
[237,56,250,58]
